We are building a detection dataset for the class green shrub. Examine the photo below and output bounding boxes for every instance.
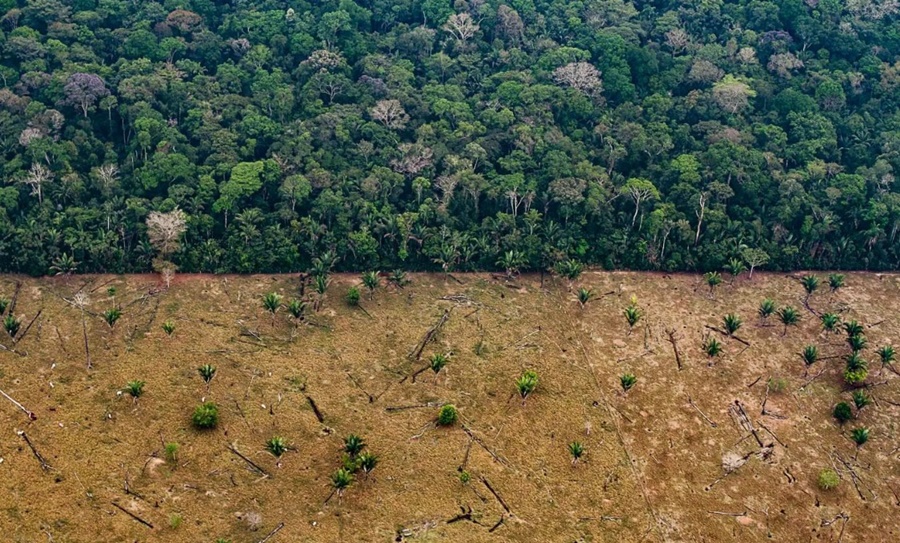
[331,468,353,496]
[287,299,306,319]
[516,370,539,400]
[0,298,8,314]
[437,404,459,426]
[817,469,840,490]
[345,286,360,306]
[357,452,378,475]
[262,292,283,314]
[161,319,176,335]
[125,380,145,398]
[192,402,219,429]
[362,271,379,293]
[851,390,871,413]
[458,470,471,484]
[833,402,852,425]
[164,442,179,463]
[169,514,183,529]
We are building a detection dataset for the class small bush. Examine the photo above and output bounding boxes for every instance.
[623,304,642,329]
[620,373,637,393]
[704,271,722,293]
[198,364,216,384]
[345,286,360,306]
[817,469,840,490]
[833,402,852,425]
[192,402,219,429]
[164,442,179,463]
[266,436,288,457]
[169,514,183,529]
[103,307,122,327]
[878,345,896,365]
[843,320,864,338]
[343,434,366,457]
[437,404,459,426]
[568,441,585,464]
[801,345,819,368]
[554,259,582,280]
[767,377,788,393]
[801,275,819,298]
[516,370,539,400]
[458,470,471,484]
[125,380,145,398]
[843,353,868,385]
[161,319,176,335]
[847,333,867,352]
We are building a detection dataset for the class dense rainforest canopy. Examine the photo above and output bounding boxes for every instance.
[1,0,899,276]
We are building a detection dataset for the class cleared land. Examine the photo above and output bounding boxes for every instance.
[0,272,898,542]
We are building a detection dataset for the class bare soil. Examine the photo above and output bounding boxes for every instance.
[0,272,898,542]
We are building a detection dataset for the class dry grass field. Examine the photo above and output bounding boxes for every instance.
[0,271,898,542]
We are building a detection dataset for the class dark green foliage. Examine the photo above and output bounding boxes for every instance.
[516,370,539,400]
[777,307,800,336]
[851,390,871,413]
[801,345,819,369]
[437,405,459,426]
[554,260,583,281]
[821,313,840,332]
[192,402,219,429]
[704,272,722,294]
[828,274,845,292]
[723,314,742,336]
[331,469,353,496]
[343,434,366,457]
[833,402,852,425]
[198,364,216,384]
[843,320,864,339]
[103,308,122,327]
[724,259,746,282]
[703,337,722,358]
[0,299,8,315]
[266,436,288,457]
[388,270,410,287]
[620,373,637,393]
[356,452,379,476]
[847,333,868,353]
[577,288,594,308]
[878,345,896,366]
[851,427,870,448]
[125,380,145,398]
[758,299,776,320]
[568,441,585,464]
[3,315,20,338]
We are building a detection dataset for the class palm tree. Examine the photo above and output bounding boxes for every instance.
[851,390,871,417]
[724,258,746,284]
[758,299,776,323]
[553,259,583,282]
[314,275,330,311]
[801,345,818,376]
[800,274,819,303]
[620,373,637,393]
[568,441,585,465]
[330,468,353,500]
[878,345,896,372]
[3,315,21,338]
[266,436,288,457]
[103,307,122,328]
[843,352,868,385]
[723,314,742,336]
[821,313,840,333]
[343,434,366,457]
[703,337,723,358]
[357,452,379,478]
[828,273,845,293]
[577,287,594,308]
[704,271,722,296]
[429,353,448,376]
[496,250,525,279]
[847,333,867,353]
[623,299,642,332]
[850,427,869,457]
[843,320,864,339]
[516,370,539,404]
[262,292,283,324]
[361,271,379,296]
[777,306,799,336]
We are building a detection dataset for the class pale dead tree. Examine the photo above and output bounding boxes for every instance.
[72,291,91,370]
[694,192,707,245]
[435,175,459,211]
[553,62,603,95]
[767,52,804,79]
[712,75,756,114]
[736,47,758,64]
[92,163,119,195]
[21,163,53,203]
[160,264,176,289]
[688,59,723,84]
[302,49,345,71]
[146,208,188,258]
[391,143,433,177]
[18,127,43,147]
[442,13,479,47]
[370,99,409,129]
[665,28,690,54]
[847,0,900,20]
[497,5,525,44]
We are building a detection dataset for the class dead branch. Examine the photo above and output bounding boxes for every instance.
[227,443,270,478]
[0,387,37,420]
[488,517,505,532]
[385,401,445,412]
[746,376,762,388]
[459,438,473,471]
[345,371,374,402]
[8,281,21,314]
[409,308,451,361]
[462,424,510,467]
[111,502,153,529]
[18,430,52,471]
[0,342,27,356]
[799,366,828,390]
[731,400,764,447]
[305,395,325,423]
[257,522,285,543]
[665,328,683,370]
[758,422,787,449]
[687,396,717,427]
[13,309,42,344]
[704,324,751,346]
[498,327,541,352]
[480,476,511,514]
[707,510,746,517]
[446,505,481,525]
